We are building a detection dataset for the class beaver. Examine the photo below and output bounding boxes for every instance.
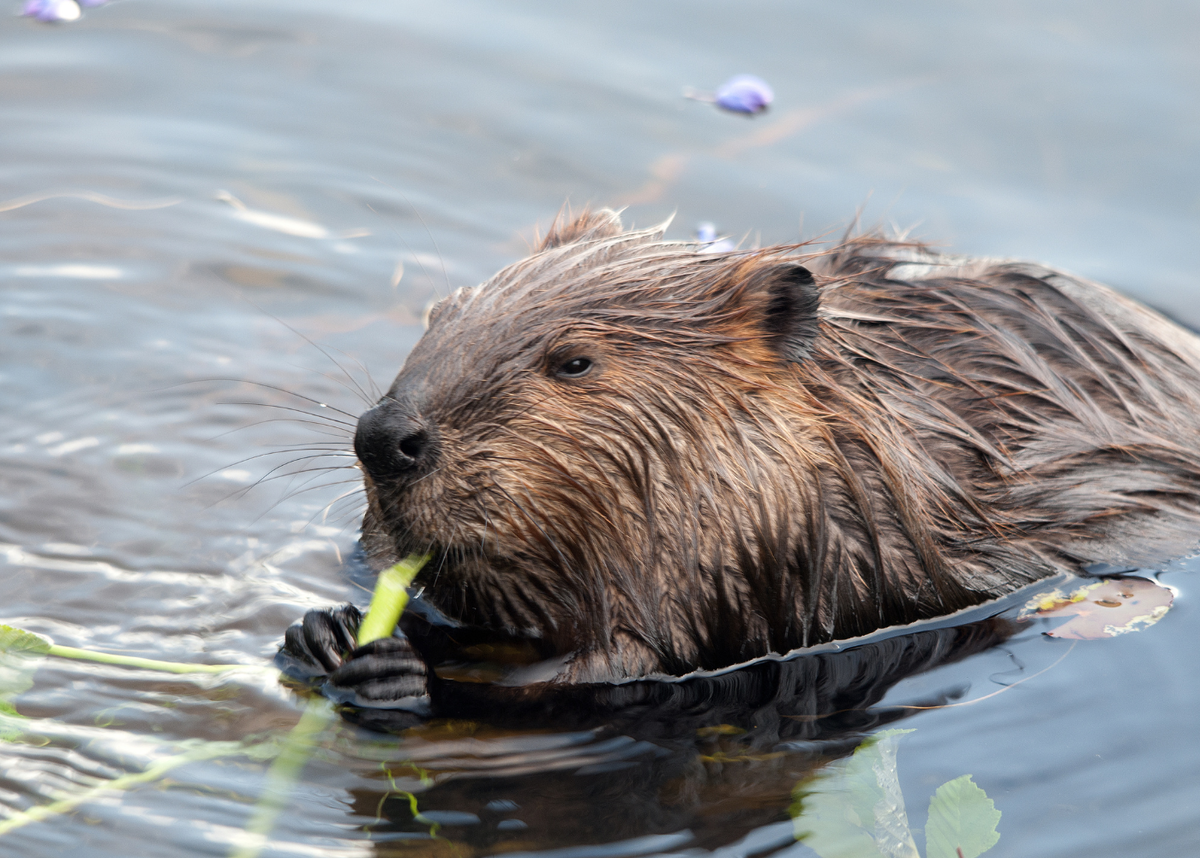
[281,208,1200,705]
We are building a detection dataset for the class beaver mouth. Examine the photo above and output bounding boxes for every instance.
[361,489,570,643]
[390,539,562,643]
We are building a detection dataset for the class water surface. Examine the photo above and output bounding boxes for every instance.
[1,1,1198,856]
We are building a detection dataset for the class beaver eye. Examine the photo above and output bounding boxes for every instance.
[556,357,593,378]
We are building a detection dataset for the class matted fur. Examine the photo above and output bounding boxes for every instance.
[358,210,1200,681]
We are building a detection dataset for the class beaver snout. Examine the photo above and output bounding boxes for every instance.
[354,399,439,483]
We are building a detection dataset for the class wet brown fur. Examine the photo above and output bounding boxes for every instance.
[360,209,1200,681]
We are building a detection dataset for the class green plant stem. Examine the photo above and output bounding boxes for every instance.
[356,553,431,645]
[229,697,334,858]
[45,644,257,675]
[228,554,427,856]
[0,740,255,837]
[0,554,427,849]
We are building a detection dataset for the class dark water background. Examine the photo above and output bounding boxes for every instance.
[1,1,1198,856]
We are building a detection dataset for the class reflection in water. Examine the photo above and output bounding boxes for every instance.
[336,615,1012,856]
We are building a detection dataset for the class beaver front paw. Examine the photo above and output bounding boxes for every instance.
[278,603,430,708]
[328,636,430,705]
[279,603,363,676]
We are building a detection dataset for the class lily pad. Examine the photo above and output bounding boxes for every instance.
[1022,577,1173,640]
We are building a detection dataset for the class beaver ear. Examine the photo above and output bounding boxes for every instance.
[423,285,474,330]
[746,262,821,361]
[539,208,624,250]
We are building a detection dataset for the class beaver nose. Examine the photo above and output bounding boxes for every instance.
[354,401,437,482]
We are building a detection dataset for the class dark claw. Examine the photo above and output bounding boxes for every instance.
[305,603,362,671]
[278,603,362,676]
[330,636,430,704]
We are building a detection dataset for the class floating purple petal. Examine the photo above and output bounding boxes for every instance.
[714,74,774,115]
[23,0,81,21]
[695,222,735,253]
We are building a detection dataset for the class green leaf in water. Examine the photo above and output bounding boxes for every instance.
[0,625,52,656]
[792,729,918,858]
[925,775,1000,858]
[0,625,52,729]
[0,711,26,741]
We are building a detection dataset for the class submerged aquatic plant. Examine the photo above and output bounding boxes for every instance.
[0,624,283,837]
[229,698,336,858]
[0,554,430,850]
[0,734,278,837]
[791,729,1001,858]
[234,553,428,858]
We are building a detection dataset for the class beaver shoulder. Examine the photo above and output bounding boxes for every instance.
[813,239,1200,570]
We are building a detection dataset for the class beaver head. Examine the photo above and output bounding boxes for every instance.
[354,210,1064,680]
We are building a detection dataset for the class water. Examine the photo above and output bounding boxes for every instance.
[1,1,1198,855]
